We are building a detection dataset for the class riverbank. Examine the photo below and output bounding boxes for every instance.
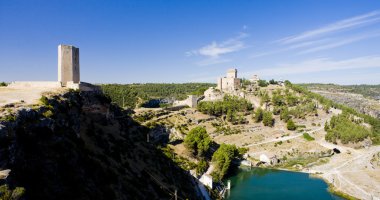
[244,145,380,200]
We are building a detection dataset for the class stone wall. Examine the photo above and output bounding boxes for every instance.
[173,95,198,108]
[8,81,62,89]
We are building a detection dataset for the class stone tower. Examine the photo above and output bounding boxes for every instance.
[58,45,80,86]
[226,69,237,78]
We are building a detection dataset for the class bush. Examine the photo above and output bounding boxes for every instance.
[263,111,274,127]
[184,126,211,157]
[42,110,54,118]
[39,95,49,106]
[258,80,269,87]
[287,119,297,130]
[280,107,290,122]
[196,159,208,176]
[303,133,315,141]
[254,108,264,122]
[0,82,7,87]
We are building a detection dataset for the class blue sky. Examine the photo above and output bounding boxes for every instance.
[1,0,380,84]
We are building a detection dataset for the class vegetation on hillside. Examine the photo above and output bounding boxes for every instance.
[197,95,252,125]
[287,119,296,130]
[300,83,380,100]
[325,114,371,144]
[100,83,215,108]
[211,144,247,181]
[0,82,7,87]
[288,81,380,144]
[184,126,211,157]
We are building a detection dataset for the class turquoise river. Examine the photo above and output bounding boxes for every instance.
[225,167,344,200]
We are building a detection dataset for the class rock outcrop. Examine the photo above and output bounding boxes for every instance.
[0,91,201,200]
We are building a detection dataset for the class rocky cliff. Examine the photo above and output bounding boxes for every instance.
[0,91,201,200]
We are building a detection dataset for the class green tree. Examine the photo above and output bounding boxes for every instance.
[254,108,264,122]
[280,107,290,122]
[263,111,274,127]
[287,119,296,130]
[184,126,211,157]
[211,144,244,180]
[260,92,270,106]
[196,159,209,176]
[258,80,268,87]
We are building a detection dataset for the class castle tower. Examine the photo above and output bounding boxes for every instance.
[58,45,80,86]
[226,69,237,78]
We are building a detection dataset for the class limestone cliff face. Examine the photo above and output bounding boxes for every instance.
[0,91,200,200]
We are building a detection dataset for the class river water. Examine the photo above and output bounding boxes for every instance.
[225,167,344,200]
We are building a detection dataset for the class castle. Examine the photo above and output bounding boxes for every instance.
[217,69,241,92]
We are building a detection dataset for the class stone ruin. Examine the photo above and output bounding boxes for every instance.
[7,45,97,91]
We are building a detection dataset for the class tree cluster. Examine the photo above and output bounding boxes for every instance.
[211,144,247,181]
[197,95,252,124]
[184,126,211,157]
[100,83,215,108]
[325,113,371,144]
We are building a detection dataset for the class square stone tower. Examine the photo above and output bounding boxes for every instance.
[58,45,80,86]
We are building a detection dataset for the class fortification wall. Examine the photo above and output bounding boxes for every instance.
[8,81,62,89]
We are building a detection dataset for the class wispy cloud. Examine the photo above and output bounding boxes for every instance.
[277,10,380,44]
[298,31,380,54]
[247,55,380,76]
[251,10,380,59]
[187,32,248,66]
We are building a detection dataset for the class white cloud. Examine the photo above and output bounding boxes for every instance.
[247,55,380,76]
[187,32,248,65]
[277,10,380,44]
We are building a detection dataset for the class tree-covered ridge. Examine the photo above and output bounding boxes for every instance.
[100,83,215,108]
[288,82,380,144]
[325,113,371,144]
[299,83,380,100]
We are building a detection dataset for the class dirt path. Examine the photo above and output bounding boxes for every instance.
[312,146,380,200]
[245,126,324,147]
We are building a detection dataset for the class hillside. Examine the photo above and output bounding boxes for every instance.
[100,83,215,109]
[0,90,201,200]
[131,80,380,199]
[300,83,380,118]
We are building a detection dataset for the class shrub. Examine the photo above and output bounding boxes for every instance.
[196,159,208,176]
[42,110,54,118]
[280,107,290,122]
[39,95,49,106]
[258,80,268,87]
[263,111,274,127]
[287,119,297,130]
[254,108,264,122]
[303,133,315,141]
